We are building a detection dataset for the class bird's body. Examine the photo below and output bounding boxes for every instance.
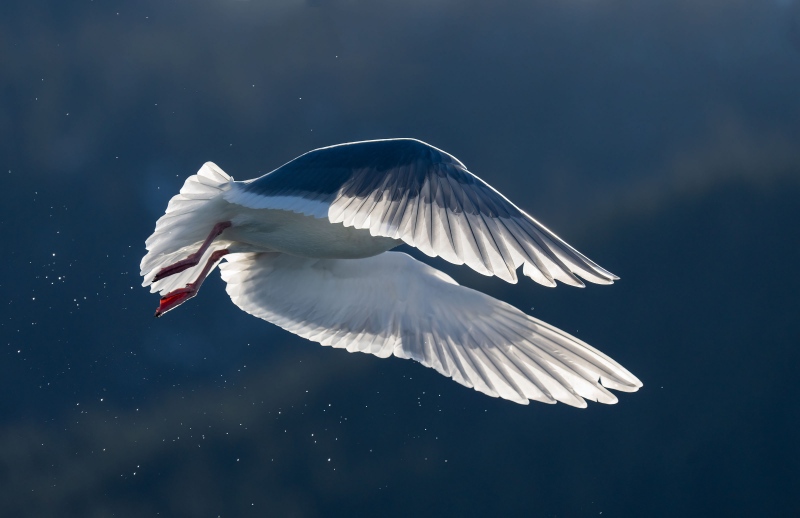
[141,138,642,406]
[224,207,401,259]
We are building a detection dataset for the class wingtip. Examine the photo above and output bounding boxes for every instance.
[600,376,643,393]
[571,397,589,409]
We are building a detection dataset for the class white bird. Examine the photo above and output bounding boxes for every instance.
[141,138,642,406]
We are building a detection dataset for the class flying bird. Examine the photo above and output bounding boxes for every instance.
[140,138,641,406]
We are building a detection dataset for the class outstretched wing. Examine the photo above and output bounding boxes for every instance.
[223,138,617,286]
[219,251,641,406]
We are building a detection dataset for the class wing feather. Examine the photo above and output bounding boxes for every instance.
[222,139,617,286]
[219,251,641,406]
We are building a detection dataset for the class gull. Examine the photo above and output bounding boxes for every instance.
[140,138,642,406]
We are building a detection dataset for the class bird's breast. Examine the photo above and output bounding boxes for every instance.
[224,207,401,259]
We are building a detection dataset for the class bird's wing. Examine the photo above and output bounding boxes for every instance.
[223,138,617,286]
[218,251,641,406]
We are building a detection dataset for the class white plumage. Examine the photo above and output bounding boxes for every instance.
[140,138,642,406]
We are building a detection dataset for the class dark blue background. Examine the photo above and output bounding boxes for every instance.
[2,1,799,516]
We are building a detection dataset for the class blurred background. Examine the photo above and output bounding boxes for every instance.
[2,0,799,516]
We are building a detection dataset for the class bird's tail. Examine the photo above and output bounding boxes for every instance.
[140,162,234,295]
